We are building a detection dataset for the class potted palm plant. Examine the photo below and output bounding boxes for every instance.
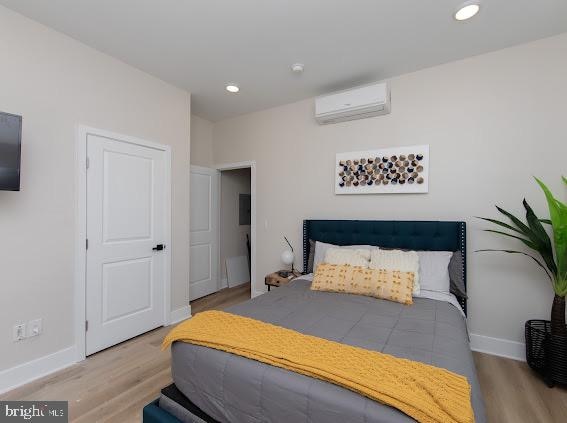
[478,176,567,387]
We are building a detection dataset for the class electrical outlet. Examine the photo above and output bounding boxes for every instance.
[28,318,43,337]
[13,323,26,342]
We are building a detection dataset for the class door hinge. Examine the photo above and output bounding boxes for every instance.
[85,320,89,331]
[86,157,90,169]
[86,239,89,250]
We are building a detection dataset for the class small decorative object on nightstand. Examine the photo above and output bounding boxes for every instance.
[265,270,301,291]
[281,236,295,272]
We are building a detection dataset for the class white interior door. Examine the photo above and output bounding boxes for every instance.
[86,134,167,355]
[190,166,219,300]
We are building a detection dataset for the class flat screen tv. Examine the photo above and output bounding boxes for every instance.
[0,111,22,191]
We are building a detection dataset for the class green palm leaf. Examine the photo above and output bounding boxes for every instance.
[535,177,567,282]
[494,205,552,254]
[475,249,552,280]
[478,177,566,297]
[523,199,557,275]
[495,206,533,235]
[476,216,527,235]
[483,229,537,249]
[523,199,550,244]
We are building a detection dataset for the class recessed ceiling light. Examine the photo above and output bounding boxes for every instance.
[454,1,480,21]
[226,84,239,93]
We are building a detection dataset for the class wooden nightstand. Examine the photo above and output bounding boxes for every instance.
[265,270,301,291]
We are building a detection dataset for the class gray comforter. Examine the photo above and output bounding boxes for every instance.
[171,278,486,422]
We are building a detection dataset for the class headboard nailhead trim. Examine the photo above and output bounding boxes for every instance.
[302,221,309,274]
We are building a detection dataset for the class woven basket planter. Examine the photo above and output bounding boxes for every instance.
[525,319,567,387]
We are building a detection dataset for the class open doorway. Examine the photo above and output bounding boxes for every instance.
[217,161,261,297]
[219,167,251,293]
[189,162,255,306]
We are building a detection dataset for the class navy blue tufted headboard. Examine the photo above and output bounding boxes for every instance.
[302,220,467,314]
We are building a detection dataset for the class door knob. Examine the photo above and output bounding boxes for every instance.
[152,244,165,251]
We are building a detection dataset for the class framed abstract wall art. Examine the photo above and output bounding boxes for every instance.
[335,145,429,194]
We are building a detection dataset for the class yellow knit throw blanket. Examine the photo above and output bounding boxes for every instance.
[162,310,474,423]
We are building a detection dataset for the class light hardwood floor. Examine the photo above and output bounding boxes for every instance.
[2,282,566,422]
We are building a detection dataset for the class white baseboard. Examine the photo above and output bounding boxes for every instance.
[470,333,525,361]
[251,288,266,298]
[0,345,77,395]
[169,305,192,325]
[0,307,191,396]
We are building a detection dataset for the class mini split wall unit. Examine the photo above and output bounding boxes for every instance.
[315,82,391,124]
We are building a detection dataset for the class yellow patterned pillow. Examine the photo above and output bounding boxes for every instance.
[311,263,414,305]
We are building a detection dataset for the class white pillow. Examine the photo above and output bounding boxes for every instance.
[369,249,420,295]
[312,241,374,269]
[324,248,370,267]
[416,251,453,295]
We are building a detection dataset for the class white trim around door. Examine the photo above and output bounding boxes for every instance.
[74,125,172,362]
[216,161,256,299]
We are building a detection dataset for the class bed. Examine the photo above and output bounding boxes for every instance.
[144,220,486,423]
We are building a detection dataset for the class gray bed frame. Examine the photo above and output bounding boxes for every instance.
[144,219,469,422]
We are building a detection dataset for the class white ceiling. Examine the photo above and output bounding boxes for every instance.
[2,0,567,121]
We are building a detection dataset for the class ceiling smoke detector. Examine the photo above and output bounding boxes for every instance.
[291,63,305,73]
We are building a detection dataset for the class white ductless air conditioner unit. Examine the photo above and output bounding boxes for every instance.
[315,82,391,125]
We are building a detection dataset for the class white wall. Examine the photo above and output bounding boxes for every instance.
[190,115,214,167]
[0,6,191,373]
[213,33,567,350]
[220,169,251,283]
